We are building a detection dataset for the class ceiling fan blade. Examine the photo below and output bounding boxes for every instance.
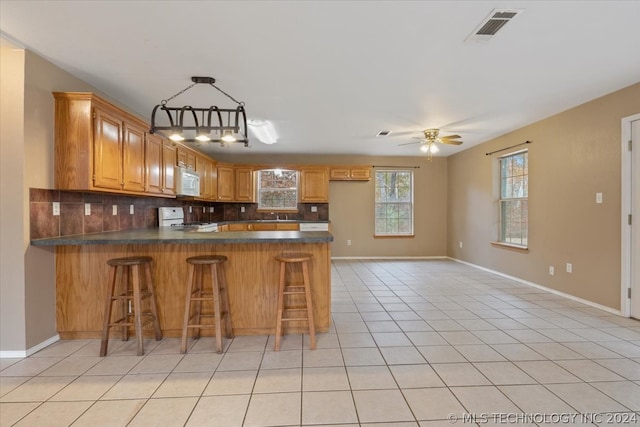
[440,135,461,140]
[441,140,463,145]
[398,141,423,146]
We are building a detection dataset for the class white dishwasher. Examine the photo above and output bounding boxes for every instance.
[299,223,329,231]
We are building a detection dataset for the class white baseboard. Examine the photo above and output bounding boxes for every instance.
[448,257,623,316]
[0,334,60,359]
[331,256,447,260]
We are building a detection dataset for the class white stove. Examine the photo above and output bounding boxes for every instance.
[158,207,218,232]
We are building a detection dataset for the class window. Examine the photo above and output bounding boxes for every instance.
[257,169,298,211]
[375,170,414,236]
[499,150,528,246]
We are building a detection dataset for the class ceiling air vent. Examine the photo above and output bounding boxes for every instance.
[376,130,392,137]
[466,9,522,42]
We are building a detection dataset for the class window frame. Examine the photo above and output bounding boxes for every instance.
[256,169,299,212]
[374,169,414,237]
[497,149,528,248]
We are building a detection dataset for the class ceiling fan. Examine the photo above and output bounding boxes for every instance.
[399,128,463,158]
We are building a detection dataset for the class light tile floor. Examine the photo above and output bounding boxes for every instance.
[2,259,640,426]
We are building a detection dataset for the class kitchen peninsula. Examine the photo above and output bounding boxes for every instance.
[31,229,333,339]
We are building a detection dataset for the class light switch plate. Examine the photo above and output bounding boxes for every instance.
[209,207,214,213]
[130,204,134,215]
[84,203,91,216]
[52,202,60,216]
[241,206,245,213]
[596,192,603,204]
[311,206,318,212]
[112,205,117,215]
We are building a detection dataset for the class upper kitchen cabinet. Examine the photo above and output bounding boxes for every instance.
[196,155,217,200]
[53,92,174,197]
[177,145,196,170]
[146,133,177,196]
[235,166,255,202]
[299,167,329,202]
[216,164,235,201]
[329,166,371,181]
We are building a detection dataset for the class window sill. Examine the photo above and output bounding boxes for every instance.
[374,234,415,239]
[490,241,529,253]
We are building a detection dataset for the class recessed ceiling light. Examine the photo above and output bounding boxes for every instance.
[376,130,392,137]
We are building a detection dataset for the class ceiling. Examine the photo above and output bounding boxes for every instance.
[1,1,639,158]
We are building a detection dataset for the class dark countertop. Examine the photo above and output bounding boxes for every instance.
[30,229,334,246]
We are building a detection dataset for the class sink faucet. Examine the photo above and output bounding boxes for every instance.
[276,213,280,221]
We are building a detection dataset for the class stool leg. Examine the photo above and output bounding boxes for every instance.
[143,263,163,341]
[100,265,118,357]
[211,264,224,353]
[122,267,130,342]
[195,265,205,340]
[302,261,316,350]
[218,263,233,339]
[181,263,196,353]
[131,265,145,356]
[274,261,286,351]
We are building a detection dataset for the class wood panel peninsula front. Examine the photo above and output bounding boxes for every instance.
[31,229,333,339]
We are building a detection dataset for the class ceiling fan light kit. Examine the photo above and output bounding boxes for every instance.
[400,128,464,158]
[150,76,250,147]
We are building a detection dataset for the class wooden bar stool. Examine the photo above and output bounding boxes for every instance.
[100,256,162,357]
[274,252,316,351]
[181,255,233,354]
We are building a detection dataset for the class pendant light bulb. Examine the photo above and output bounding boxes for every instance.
[221,130,236,143]
[420,144,429,153]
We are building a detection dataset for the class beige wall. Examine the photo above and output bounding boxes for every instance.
[1,45,27,351]
[447,82,640,310]
[1,46,97,352]
[214,153,448,257]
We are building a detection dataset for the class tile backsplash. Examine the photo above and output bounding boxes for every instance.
[29,188,329,240]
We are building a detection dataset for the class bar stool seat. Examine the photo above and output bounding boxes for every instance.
[274,252,316,351]
[100,256,162,357]
[181,255,233,354]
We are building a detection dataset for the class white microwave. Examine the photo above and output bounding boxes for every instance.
[175,167,200,197]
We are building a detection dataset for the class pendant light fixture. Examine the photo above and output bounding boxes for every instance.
[150,76,249,147]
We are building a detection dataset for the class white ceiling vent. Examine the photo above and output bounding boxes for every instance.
[466,9,522,42]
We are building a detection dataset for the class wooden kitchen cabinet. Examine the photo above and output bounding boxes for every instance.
[54,92,173,197]
[162,139,176,195]
[196,155,217,200]
[276,222,300,231]
[228,223,247,231]
[329,165,371,181]
[176,146,196,170]
[235,166,255,202]
[217,164,235,201]
[145,133,163,194]
[299,167,329,202]
[146,134,176,196]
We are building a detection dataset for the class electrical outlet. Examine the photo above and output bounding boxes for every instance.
[202,206,206,213]
[311,206,318,213]
[189,206,192,213]
[112,205,117,215]
[596,192,603,204]
[209,207,214,213]
[459,241,463,248]
[84,203,91,216]
[549,266,555,276]
[241,206,245,213]
[52,202,60,216]
[347,239,352,246]
[566,263,573,273]
[129,204,134,215]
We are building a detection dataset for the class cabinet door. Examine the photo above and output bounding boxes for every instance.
[196,155,210,199]
[228,223,246,231]
[300,167,329,202]
[208,161,218,200]
[92,107,123,190]
[217,166,235,201]
[176,146,188,168]
[186,152,196,170]
[162,140,176,195]
[329,168,350,180]
[145,133,163,194]
[350,168,371,180]
[250,223,276,231]
[122,121,146,192]
[235,167,255,202]
[276,223,299,231]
